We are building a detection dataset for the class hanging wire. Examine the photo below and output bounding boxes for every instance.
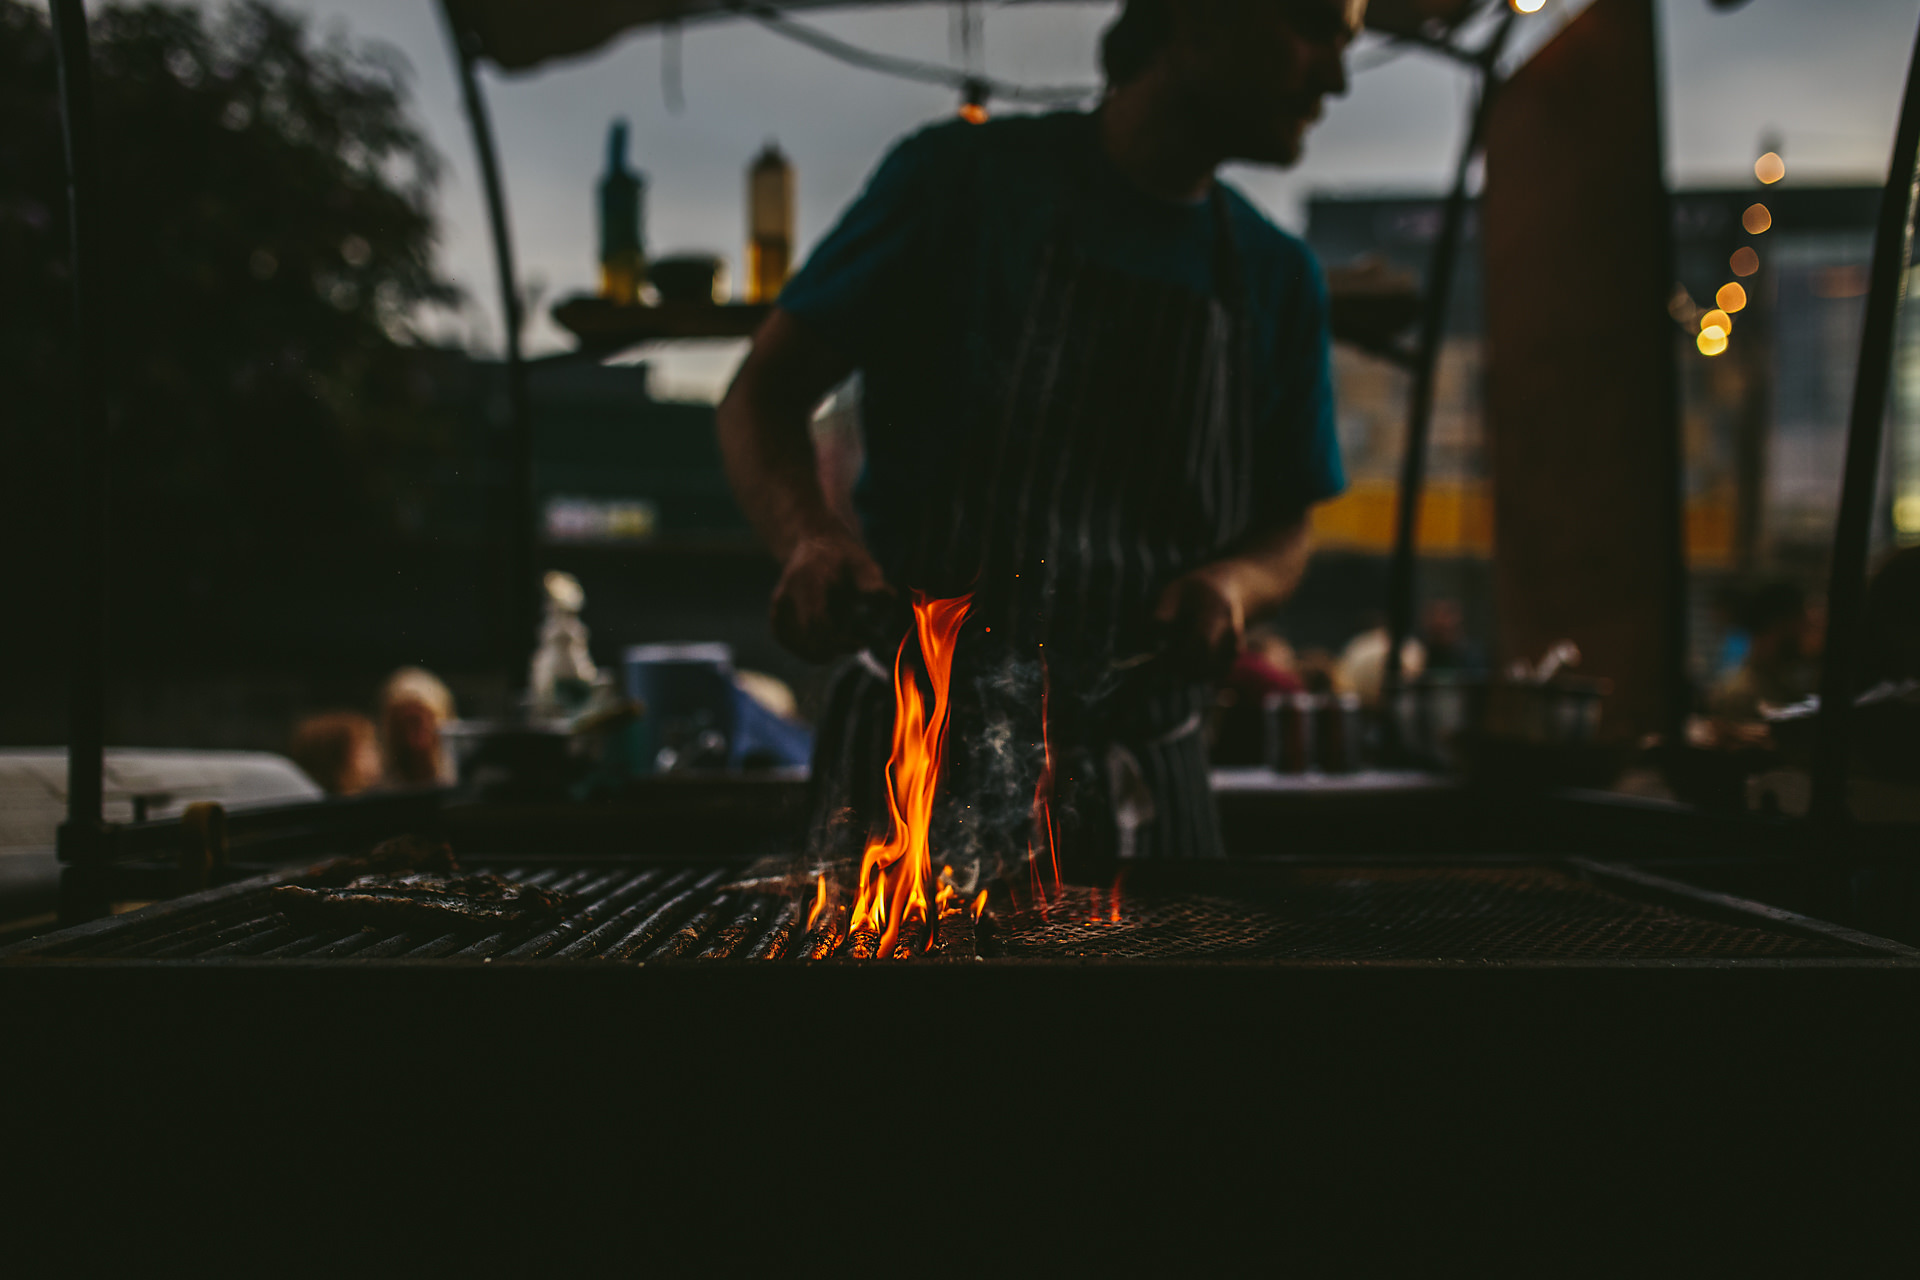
[739,4,1096,106]
[662,19,685,115]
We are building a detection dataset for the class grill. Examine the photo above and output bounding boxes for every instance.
[8,853,1907,965]
[986,866,1873,962]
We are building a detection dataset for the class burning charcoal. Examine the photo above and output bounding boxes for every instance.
[887,916,929,960]
[932,906,976,961]
[844,928,883,960]
[797,904,848,960]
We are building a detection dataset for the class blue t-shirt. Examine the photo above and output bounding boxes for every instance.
[780,111,1344,581]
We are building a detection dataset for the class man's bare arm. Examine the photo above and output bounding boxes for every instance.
[1154,517,1314,675]
[716,309,891,660]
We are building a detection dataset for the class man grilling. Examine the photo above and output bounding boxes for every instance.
[718,0,1360,870]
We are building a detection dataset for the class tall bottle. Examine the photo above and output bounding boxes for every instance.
[745,141,794,304]
[598,119,646,305]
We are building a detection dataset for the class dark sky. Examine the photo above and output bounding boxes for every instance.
[35,0,1920,392]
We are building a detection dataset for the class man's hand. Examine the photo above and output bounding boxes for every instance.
[771,531,895,662]
[1154,565,1246,679]
[1151,518,1315,680]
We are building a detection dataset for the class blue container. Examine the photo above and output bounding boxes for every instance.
[623,643,737,773]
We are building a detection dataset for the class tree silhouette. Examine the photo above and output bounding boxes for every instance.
[0,0,471,699]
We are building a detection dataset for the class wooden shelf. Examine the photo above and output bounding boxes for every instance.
[551,296,772,350]
[553,285,1420,362]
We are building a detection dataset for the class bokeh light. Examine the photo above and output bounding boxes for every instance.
[1716,282,1748,313]
[1742,203,1773,235]
[1700,309,1733,336]
[1731,247,1761,277]
[1510,0,1546,11]
[1755,152,1786,185]
[1698,328,1729,356]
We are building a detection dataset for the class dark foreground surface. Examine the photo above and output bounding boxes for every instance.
[4,957,1917,1268]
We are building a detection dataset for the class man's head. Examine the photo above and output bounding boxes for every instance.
[1102,0,1365,166]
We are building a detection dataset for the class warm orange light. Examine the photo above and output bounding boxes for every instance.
[1510,0,1545,12]
[958,102,988,125]
[971,889,988,922]
[1700,309,1733,336]
[1730,247,1760,278]
[1716,282,1748,313]
[807,873,828,930]
[848,591,971,958]
[1755,152,1786,185]
[1697,328,1729,356]
[1742,203,1773,235]
[1028,657,1060,899]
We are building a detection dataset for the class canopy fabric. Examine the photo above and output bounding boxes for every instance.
[444,0,1482,74]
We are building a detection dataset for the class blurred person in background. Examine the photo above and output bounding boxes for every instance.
[720,0,1363,863]
[1710,581,1823,722]
[1420,598,1482,675]
[289,711,381,796]
[1337,618,1424,709]
[379,667,456,787]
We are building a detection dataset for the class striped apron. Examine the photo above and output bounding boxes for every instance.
[811,160,1256,880]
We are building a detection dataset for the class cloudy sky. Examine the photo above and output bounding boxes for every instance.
[37,0,1920,393]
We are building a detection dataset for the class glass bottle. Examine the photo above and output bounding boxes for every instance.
[745,141,794,304]
[598,120,646,305]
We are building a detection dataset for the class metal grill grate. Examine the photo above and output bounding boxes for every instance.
[981,867,1872,961]
[34,862,800,963]
[15,861,1880,964]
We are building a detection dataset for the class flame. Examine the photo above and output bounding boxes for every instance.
[971,889,988,922]
[807,872,829,930]
[1027,654,1061,900]
[848,592,971,958]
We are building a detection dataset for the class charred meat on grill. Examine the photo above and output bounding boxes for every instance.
[270,872,573,932]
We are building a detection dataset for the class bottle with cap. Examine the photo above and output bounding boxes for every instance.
[745,140,794,304]
[598,119,646,305]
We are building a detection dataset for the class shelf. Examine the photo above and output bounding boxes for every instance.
[551,296,772,350]
[552,284,1421,362]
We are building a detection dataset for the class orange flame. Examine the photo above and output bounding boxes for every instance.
[971,889,988,922]
[807,872,829,930]
[848,592,971,958]
[1028,654,1061,900]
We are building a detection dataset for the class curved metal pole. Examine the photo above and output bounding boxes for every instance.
[1381,13,1514,761]
[1809,15,1920,828]
[438,2,537,698]
[50,0,110,922]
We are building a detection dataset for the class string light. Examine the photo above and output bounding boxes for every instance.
[1731,247,1761,277]
[1742,203,1773,235]
[1755,151,1786,185]
[1511,0,1546,11]
[1716,282,1748,313]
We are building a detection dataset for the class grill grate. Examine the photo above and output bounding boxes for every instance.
[15,861,1880,964]
[983,867,1871,961]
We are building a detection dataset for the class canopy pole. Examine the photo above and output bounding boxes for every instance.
[1381,14,1514,761]
[1810,15,1920,829]
[50,0,110,923]
[438,1,537,701]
